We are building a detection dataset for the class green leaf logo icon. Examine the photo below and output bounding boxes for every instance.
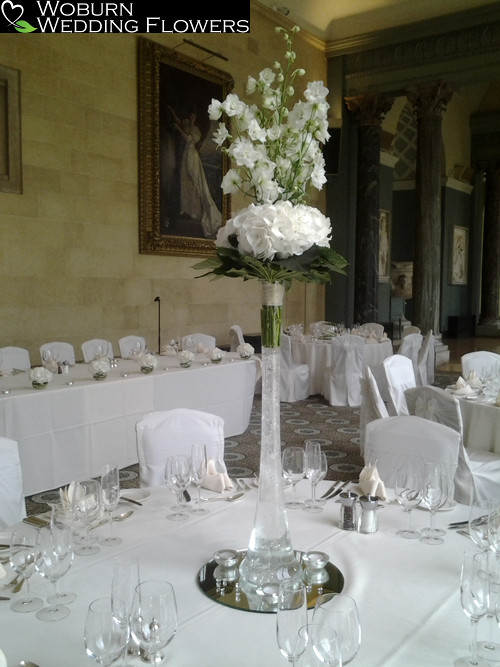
[14,18,36,32]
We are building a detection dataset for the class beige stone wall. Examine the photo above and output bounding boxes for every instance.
[0,4,328,363]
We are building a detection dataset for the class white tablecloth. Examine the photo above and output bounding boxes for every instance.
[457,395,500,455]
[0,355,259,495]
[291,337,393,396]
[0,481,486,666]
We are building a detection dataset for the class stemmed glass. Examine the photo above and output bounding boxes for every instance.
[100,465,122,546]
[313,592,361,664]
[190,443,208,515]
[84,597,130,666]
[489,505,500,554]
[395,466,422,539]
[276,580,308,665]
[301,623,342,666]
[419,463,446,545]
[165,455,192,521]
[469,496,496,552]
[34,523,74,621]
[49,503,77,604]
[303,440,323,514]
[111,555,141,659]
[71,478,102,555]
[314,452,329,508]
[455,551,491,667]
[130,580,178,665]
[9,526,43,613]
[282,447,306,509]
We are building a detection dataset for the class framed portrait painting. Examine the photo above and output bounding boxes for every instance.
[138,37,234,257]
[451,225,468,285]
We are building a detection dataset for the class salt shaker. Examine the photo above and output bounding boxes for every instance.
[359,494,379,534]
[339,491,358,531]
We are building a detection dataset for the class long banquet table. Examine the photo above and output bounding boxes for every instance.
[0,480,489,666]
[0,354,259,496]
[456,394,500,455]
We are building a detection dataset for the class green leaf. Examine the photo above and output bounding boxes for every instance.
[15,20,37,33]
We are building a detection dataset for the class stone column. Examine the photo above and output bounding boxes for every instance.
[479,161,500,326]
[345,93,393,324]
[407,82,453,335]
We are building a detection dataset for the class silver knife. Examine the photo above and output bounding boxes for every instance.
[320,481,341,499]
[325,480,350,500]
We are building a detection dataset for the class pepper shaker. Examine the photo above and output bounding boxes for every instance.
[339,491,358,531]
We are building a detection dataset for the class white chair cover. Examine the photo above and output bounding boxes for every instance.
[119,335,146,359]
[416,329,435,386]
[359,366,389,455]
[383,354,416,416]
[39,341,75,365]
[0,346,30,371]
[322,334,365,407]
[364,415,461,492]
[0,437,26,527]
[81,339,114,363]
[229,325,245,352]
[182,333,216,352]
[360,322,384,338]
[461,351,500,378]
[136,408,226,487]
[402,325,421,337]
[397,332,423,379]
[404,385,500,504]
[280,333,309,402]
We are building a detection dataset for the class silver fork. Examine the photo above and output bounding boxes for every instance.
[237,478,253,491]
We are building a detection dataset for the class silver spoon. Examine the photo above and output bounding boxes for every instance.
[201,492,244,503]
[18,662,41,667]
[91,510,134,529]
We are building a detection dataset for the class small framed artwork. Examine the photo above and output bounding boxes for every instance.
[137,37,234,257]
[451,225,468,285]
[378,209,391,282]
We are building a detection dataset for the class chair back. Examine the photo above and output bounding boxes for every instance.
[39,341,75,365]
[280,332,294,367]
[327,334,365,406]
[360,322,384,338]
[136,408,226,487]
[119,336,146,359]
[402,325,421,337]
[416,330,434,385]
[182,333,216,352]
[0,346,30,371]
[382,354,416,415]
[461,351,500,378]
[81,339,114,363]
[359,366,389,454]
[0,437,26,527]
[397,332,423,377]
[229,325,245,352]
[280,333,310,402]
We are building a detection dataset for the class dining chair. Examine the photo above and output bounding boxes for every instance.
[360,322,384,338]
[81,339,114,363]
[322,334,365,407]
[135,408,226,487]
[359,365,389,455]
[118,335,146,359]
[461,350,500,378]
[0,346,31,371]
[280,333,310,402]
[401,325,421,337]
[397,332,423,379]
[416,329,435,386]
[229,325,245,352]
[39,341,76,365]
[0,436,26,528]
[404,384,500,504]
[181,333,216,352]
[382,354,416,416]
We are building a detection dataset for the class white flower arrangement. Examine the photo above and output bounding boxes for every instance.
[89,357,111,380]
[237,343,255,359]
[209,347,226,363]
[178,350,195,367]
[29,366,53,385]
[139,353,157,373]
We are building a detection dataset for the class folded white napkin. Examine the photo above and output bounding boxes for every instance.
[453,377,475,396]
[59,481,77,510]
[0,563,5,581]
[365,332,378,343]
[467,370,483,389]
[201,459,233,493]
[196,343,209,354]
[0,647,6,667]
[359,462,387,500]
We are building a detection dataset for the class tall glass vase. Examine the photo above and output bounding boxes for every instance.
[238,281,301,609]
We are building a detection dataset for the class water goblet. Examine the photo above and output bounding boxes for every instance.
[190,443,209,515]
[9,526,44,613]
[312,592,361,664]
[419,463,446,545]
[84,597,130,666]
[282,446,306,509]
[49,503,78,604]
[71,478,102,555]
[130,580,178,665]
[165,455,192,521]
[469,495,496,552]
[276,580,308,664]
[303,623,342,666]
[303,440,323,514]
[111,555,141,658]
[100,465,122,546]
[34,523,74,621]
[488,505,500,554]
[395,465,423,539]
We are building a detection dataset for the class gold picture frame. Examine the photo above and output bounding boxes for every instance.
[378,209,391,282]
[137,37,233,257]
[451,225,468,285]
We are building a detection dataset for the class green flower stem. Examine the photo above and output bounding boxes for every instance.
[261,304,282,349]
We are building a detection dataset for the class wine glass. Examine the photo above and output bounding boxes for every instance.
[419,463,446,545]
[165,455,192,521]
[282,447,306,509]
[71,478,102,555]
[276,580,308,664]
[111,555,141,658]
[488,505,500,554]
[313,592,361,664]
[394,465,423,539]
[469,496,496,551]
[130,580,178,665]
[9,526,43,613]
[49,503,78,604]
[303,623,342,666]
[303,440,323,514]
[314,452,329,508]
[456,550,491,667]
[100,465,122,546]
[190,443,209,515]
[84,597,130,666]
[34,523,74,621]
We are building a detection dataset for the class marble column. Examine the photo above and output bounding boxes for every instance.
[407,82,453,335]
[345,93,393,324]
[479,161,500,326]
